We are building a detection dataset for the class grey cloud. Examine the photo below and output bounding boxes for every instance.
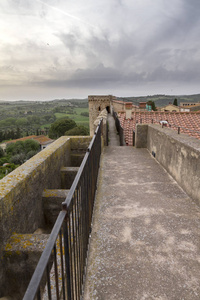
[37,63,121,88]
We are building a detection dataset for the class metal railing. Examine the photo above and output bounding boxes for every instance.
[112,111,125,146]
[23,119,103,300]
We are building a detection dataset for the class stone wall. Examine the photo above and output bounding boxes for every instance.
[88,95,113,136]
[0,136,91,297]
[112,100,125,113]
[135,124,200,206]
[93,109,108,146]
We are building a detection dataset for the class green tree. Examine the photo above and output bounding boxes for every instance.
[173,98,178,106]
[10,153,26,165]
[15,118,28,126]
[147,101,157,111]
[23,140,40,154]
[0,147,4,158]
[48,118,77,139]
[6,141,25,155]
[0,117,16,127]
[65,125,89,136]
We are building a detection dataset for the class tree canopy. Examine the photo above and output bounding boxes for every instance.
[147,101,157,111]
[173,98,178,106]
[6,139,40,159]
[48,118,77,139]
[65,125,89,136]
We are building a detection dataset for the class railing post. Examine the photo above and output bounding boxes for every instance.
[178,127,180,134]
[63,213,72,300]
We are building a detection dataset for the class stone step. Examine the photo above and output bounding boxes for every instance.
[42,189,69,226]
[4,233,49,299]
[60,166,79,189]
[70,152,85,166]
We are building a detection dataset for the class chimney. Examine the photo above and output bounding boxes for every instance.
[125,102,132,119]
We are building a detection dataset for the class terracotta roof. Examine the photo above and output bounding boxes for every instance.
[5,135,54,145]
[118,111,200,145]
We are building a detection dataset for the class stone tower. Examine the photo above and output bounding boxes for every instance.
[88,95,114,136]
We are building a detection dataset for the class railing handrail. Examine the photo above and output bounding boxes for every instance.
[62,121,102,210]
[23,119,103,300]
[112,111,125,146]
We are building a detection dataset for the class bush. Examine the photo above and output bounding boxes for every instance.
[23,140,40,154]
[26,150,38,159]
[48,118,77,139]
[0,157,10,166]
[0,147,4,158]
[65,126,89,136]
[6,141,24,155]
[10,153,26,165]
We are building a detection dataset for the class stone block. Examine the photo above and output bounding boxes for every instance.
[4,233,49,299]
[42,189,69,226]
[60,167,79,189]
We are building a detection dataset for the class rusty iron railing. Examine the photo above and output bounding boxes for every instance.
[23,119,103,300]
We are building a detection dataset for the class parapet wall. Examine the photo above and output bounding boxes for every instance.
[93,108,108,146]
[135,124,200,206]
[0,136,91,296]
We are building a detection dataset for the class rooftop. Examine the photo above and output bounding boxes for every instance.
[118,111,200,145]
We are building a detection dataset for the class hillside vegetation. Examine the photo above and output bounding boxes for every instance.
[118,94,200,107]
[0,99,89,142]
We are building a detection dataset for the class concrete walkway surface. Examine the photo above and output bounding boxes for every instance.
[83,115,200,300]
[107,114,120,146]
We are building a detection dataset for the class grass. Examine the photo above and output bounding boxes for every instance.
[54,108,89,128]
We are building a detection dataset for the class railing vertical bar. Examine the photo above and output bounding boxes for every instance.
[74,190,80,299]
[63,217,72,300]
[59,229,66,300]
[37,288,41,300]
[82,172,87,277]
[77,185,82,296]
[53,245,60,299]
[46,263,52,300]
[71,203,78,299]
[68,213,75,299]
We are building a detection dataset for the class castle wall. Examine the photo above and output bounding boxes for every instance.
[112,100,125,113]
[0,136,91,296]
[135,124,200,206]
[88,95,113,136]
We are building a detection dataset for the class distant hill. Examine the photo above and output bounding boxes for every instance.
[116,94,200,107]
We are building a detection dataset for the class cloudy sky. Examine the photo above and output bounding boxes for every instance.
[1,0,200,100]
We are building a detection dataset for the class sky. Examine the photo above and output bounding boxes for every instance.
[1,0,200,100]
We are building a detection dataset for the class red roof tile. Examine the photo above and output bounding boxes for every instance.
[118,111,200,145]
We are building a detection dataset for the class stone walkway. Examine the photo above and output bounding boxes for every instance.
[107,114,120,146]
[84,115,200,300]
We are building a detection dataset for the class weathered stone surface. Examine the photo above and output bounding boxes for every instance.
[147,124,200,206]
[42,189,69,226]
[4,233,49,299]
[70,152,85,166]
[135,124,148,148]
[60,167,79,189]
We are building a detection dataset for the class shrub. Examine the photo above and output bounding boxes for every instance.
[65,125,89,136]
